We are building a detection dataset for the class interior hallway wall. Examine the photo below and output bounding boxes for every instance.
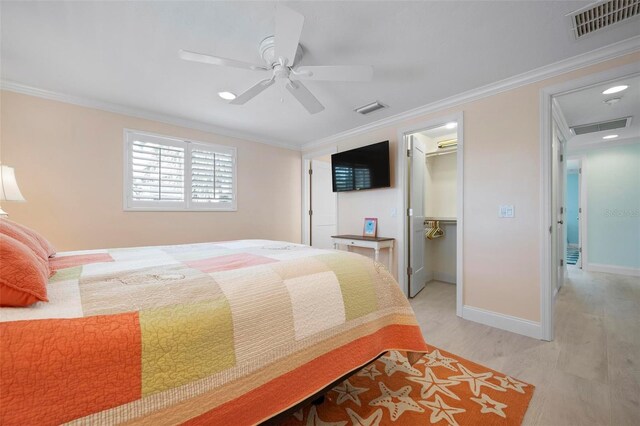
[586,141,640,270]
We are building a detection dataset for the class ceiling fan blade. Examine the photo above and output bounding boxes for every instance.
[179,49,268,71]
[286,80,324,114]
[275,5,304,65]
[230,78,275,105]
[293,65,374,82]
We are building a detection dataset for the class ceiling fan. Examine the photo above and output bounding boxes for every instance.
[179,5,374,114]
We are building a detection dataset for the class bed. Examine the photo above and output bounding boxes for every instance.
[0,239,428,425]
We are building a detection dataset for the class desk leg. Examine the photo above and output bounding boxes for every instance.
[374,248,380,263]
[389,246,393,270]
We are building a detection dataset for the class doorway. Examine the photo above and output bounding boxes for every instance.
[400,113,464,317]
[302,150,338,249]
[540,62,639,341]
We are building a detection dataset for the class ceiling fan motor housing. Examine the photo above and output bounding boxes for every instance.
[259,36,303,68]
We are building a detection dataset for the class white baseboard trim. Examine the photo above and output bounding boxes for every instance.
[432,271,456,284]
[585,263,640,277]
[462,305,542,339]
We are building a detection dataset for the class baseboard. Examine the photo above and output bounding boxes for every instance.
[432,271,456,284]
[585,263,640,277]
[462,305,542,339]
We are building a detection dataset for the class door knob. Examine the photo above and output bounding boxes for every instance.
[557,220,564,225]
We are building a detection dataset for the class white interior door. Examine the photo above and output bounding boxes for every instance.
[577,165,583,269]
[551,124,566,293]
[310,159,337,249]
[408,136,427,297]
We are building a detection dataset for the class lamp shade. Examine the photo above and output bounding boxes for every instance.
[0,165,26,202]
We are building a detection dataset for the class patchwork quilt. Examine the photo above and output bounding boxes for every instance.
[0,240,428,425]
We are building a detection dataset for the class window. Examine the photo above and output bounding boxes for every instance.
[124,130,237,211]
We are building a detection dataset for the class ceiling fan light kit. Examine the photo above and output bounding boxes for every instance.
[179,5,374,114]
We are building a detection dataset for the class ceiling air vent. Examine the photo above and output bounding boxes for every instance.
[355,101,387,115]
[569,0,639,39]
[570,116,632,135]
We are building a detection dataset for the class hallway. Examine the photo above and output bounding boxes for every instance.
[409,268,640,425]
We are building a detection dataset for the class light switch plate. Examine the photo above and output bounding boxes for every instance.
[499,205,515,218]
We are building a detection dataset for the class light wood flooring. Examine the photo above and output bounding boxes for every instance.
[409,267,640,426]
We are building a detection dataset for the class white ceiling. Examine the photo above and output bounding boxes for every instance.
[2,1,639,148]
[556,74,640,150]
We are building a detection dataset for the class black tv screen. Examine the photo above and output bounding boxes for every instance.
[331,141,390,192]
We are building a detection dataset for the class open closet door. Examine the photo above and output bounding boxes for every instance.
[408,135,427,297]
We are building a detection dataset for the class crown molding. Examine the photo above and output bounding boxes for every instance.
[0,81,301,151]
[302,35,640,151]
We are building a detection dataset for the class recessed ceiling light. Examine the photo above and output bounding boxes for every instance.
[445,122,457,129]
[602,134,618,139]
[218,91,236,100]
[602,85,628,95]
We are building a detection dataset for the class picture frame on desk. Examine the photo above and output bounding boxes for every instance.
[363,218,378,238]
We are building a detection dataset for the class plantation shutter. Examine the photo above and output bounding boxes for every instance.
[125,131,236,211]
[130,138,185,203]
[191,144,235,205]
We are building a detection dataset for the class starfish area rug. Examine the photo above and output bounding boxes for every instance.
[274,347,534,426]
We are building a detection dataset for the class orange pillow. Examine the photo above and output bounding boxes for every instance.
[0,219,49,261]
[0,234,49,307]
[1,219,56,258]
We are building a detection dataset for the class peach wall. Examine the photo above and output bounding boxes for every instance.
[305,52,640,322]
[0,91,301,250]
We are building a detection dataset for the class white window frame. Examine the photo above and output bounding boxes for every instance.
[123,129,237,212]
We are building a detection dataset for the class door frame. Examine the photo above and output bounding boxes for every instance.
[301,147,338,246]
[397,111,464,317]
[539,61,639,341]
[578,156,587,270]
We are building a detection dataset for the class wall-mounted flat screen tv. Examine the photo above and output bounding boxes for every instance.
[331,141,390,192]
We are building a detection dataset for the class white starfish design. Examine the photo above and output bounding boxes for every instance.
[305,405,347,426]
[345,408,383,426]
[333,379,368,406]
[379,350,421,377]
[369,382,424,421]
[471,393,508,418]
[357,364,382,381]
[496,375,528,394]
[448,364,505,396]
[419,349,459,371]
[420,394,466,426]
[408,367,461,400]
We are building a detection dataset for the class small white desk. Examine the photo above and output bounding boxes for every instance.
[331,235,395,269]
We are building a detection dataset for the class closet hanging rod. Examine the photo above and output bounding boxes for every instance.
[425,217,457,224]
[425,149,457,158]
